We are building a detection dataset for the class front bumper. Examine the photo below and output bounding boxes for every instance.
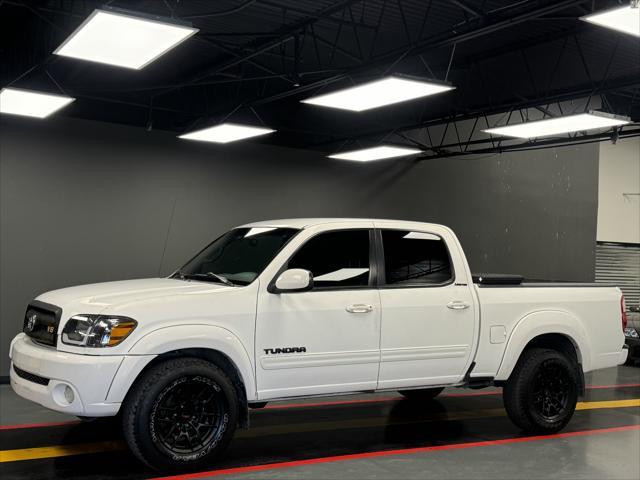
[9,333,124,416]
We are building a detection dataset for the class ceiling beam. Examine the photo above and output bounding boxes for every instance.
[181,0,258,19]
[416,127,640,160]
[309,72,640,148]
[84,0,591,100]
[447,0,484,18]
[157,0,364,97]
[246,0,590,107]
[259,1,376,30]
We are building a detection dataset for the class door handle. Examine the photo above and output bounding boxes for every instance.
[447,301,470,310]
[346,304,374,313]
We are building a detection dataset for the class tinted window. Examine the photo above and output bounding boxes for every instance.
[382,230,452,285]
[288,230,371,288]
[177,227,298,285]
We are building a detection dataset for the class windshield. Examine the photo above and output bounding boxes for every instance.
[174,227,299,286]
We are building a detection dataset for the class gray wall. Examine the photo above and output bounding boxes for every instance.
[0,116,598,376]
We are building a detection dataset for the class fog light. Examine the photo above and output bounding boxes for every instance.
[64,385,75,404]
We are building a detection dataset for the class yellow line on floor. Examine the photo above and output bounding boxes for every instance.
[0,398,638,463]
[0,441,123,462]
[576,399,640,410]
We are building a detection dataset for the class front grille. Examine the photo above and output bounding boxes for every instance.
[23,301,62,347]
[13,365,50,386]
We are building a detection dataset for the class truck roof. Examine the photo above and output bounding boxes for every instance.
[240,218,446,230]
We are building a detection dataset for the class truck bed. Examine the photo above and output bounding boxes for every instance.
[471,280,623,380]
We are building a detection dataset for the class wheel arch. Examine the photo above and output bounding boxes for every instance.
[108,325,255,428]
[495,310,590,383]
[524,333,582,364]
[127,347,250,428]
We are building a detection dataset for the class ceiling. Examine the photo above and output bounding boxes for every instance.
[2,0,639,157]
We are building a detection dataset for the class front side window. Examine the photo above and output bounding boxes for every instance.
[176,227,298,286]
[287,230,371,288]
[382,230,452,285]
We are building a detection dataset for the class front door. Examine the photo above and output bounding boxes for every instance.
[256,227,381,399]
[376,227,476,389]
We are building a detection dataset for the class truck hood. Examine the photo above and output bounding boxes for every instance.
[36,278,230,313]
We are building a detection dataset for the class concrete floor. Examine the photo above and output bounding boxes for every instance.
[0,366,638,480]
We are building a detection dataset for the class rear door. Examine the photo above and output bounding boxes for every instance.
[255,225,381,399]
[376,225,477,389]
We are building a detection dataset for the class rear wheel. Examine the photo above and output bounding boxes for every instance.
[398,387,444,401]
[122,358,238,471]
[503,348,578,434]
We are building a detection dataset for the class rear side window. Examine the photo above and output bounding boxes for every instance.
[288,230,371,288]
[381,230,452,286]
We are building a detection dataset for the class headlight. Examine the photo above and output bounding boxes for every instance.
[61,315,137,347]
[624,327,639,339]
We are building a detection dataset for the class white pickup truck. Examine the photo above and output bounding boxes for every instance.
[9,218,628,470]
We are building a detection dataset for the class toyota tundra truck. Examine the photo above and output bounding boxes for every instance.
[9,219,629,470]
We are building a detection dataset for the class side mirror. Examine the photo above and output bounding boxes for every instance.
[272,269,313,293]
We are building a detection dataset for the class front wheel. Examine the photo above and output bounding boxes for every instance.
[503,348,578,434]
[398,387,444,401]
[122,358,238,470]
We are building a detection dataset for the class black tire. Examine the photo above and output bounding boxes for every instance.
[398,387,445,401]
[122,357,238,471]
[503,348,578,434]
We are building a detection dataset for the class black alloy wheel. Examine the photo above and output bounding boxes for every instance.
[150,376,228,458]
[503,347,579,434]
[529,360,571,422]
[122,358,238,470]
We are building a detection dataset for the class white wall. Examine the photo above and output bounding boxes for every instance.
[597,137,640,244]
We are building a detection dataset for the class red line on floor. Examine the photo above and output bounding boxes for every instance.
[151,424,640,480]
[1,383,638,431]
[0,420,81,431]
[586,383,640,390]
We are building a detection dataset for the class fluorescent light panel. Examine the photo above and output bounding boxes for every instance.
[582,5,640,37]
[54,9,198,69]
[0,88,75,118]
[483,112,631,139]
[302,77,454,112]
[329,145,422,162]
[179,123,275,143]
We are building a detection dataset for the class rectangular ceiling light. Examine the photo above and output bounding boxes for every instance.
[179,123,275,143]
[302,76,455,112]
[483,112,631,139]
[0,88,75,118]
[54,8,198,69]
[582,5,640,37]
[329,145,422,162]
